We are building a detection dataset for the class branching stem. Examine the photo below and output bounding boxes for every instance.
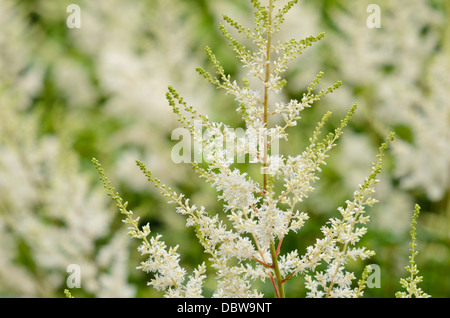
[261,0,286,298]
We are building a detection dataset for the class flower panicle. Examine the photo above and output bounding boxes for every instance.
[93,0,428,299]
[93,158,209,297]
[298,132,394,298]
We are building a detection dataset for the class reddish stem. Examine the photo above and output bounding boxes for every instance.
[269,274,280,298]
[281,271,295,284]
[276,237,284,255]
[251,256,273,268]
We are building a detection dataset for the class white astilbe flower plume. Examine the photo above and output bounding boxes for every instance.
[298,134,394,297]
[94,0,428,298]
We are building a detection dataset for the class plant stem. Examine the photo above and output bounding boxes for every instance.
[261,0,285,298]
[262,1,272,188]
[270,241,285,298]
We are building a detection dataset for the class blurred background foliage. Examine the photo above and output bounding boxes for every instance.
[0,0,448,297]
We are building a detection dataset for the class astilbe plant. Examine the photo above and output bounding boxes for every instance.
[93,0,425,298]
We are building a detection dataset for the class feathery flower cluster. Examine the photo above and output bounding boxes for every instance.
[95,0,428,298]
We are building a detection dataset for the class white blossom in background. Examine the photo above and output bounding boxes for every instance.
[326,0,449,202]
[0,220,38,296]
[391,52,450,201]
[0,91,135,297]
[0,1,135,297]
[0,0,43,108]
